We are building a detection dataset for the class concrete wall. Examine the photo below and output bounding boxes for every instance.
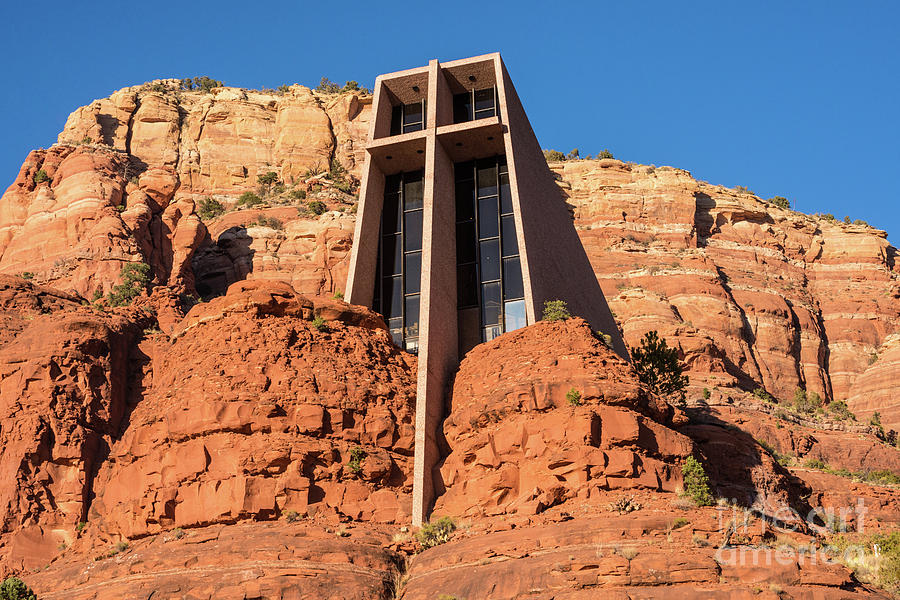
[496,57,629,359]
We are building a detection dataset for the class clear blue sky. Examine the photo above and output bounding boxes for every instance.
[2,1,897,241]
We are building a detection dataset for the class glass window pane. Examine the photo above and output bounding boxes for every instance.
[404,294,420,339]
[458,307,481,356]
[453,92,472,123]
[480,239,501,281]
[503,257,524,300]
[455,161,474,182]
[403,102,422,125]
[405,251,421,294]
[455,179,475,221]
[404,173,424,210]
[500,170,512,214]
[404,338,419,353]
[481,281,501,326]
[457,264,478,308]
[381,234,402,274]
[390,106,402,136]
[483,325,502,342]
[388,317,403,346]
[478,197,499,239]
[456,221,476,264]
[474,88,495,113]
[385,174,402,194]
[477,164,497,197]
[385,277,402,318]
[383,192,401,233]
[504,299,527,332]
[404,210,423,251]
[403,121,423,134]
[501,215,519,257]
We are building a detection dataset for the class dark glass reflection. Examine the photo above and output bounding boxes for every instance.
[455,156,526,352]
[374,169,425,353]
[452,87,498,123]
[479,239,500,281]
[405,252,421,294]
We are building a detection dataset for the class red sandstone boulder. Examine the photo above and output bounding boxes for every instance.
[436,318,692,518]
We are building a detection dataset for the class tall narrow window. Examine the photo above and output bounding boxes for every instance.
[455,156,525,355]
[452,87,498,123]
[374,170,424,353]
[390,100,426,135]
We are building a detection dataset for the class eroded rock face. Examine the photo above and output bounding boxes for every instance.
[436,318,693,518]
[88,281,416,540]
[0,276,152,571]
[0,83,369,304]
[26,522,402,600]
[559,160,900,425]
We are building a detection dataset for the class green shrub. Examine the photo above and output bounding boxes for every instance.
[671,517,690,530]
[237,191,263,207]
[33,169,49,184]
[753,388,776,403]
[348,447,365,475]
[853,219,869,227]
[315,77,341,93]
[416,516,456,550]
[769,196,790,210]
[631,330,688,403]
[197,197,225,220]
[0,577,36,600]
[843,215,852,224]
[542,149,566,162]
[804,458,827,470]
[76,521,87,532]
[284,510,301,523]
[307,201,327,215]
[249,215,283,230]
[566,148,580,160]
[681,456,713,506]
[107,262,151,307]
[871,411,886,440]
[541,299,570,321]
[821,213,836,221]
[180,76,224,92]
[333,291,344,300]
[312,315,329,332]
[289,188,307,201]
[257,171,279,194]
[20,272,34,280]
[566,388,582,406]
[597,149,614,159]
[147,82,168,93]
[702,388,711,400]
[792,388,817,414]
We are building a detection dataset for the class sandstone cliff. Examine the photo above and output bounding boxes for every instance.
[3,83,896,426]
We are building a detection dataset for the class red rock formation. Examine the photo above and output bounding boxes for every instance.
[559,159,899,425]
[0,276,153,570]
[88,281,416,541]
[436,317,693,518]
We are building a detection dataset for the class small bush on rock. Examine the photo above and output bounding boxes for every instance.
[307,200,327,215]
[566,388,582,406]
[542,149,566,162]
[631,330,688,403]
[312,315,329,332]
[769,196,790,210]
[348,447,366,475]
[681,456,713,506]
[541,299,570,322]
[597,149,614,159]
[416,516,456,550]
[107,262,151,307]
[33,169,49,184]
[0,577,36,600]
[197,197,225,221]
[238,192,263,207]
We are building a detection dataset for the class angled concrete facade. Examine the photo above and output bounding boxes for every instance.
[346,53,626,525]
